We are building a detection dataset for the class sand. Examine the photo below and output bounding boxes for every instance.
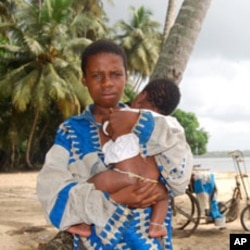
[0,171,249,250]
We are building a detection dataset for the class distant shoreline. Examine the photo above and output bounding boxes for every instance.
[197,150,250,158]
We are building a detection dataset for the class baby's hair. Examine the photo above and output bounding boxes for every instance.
[143,78,181,115]
[81,39,128,76]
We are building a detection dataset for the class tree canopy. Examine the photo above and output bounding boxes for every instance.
[0,0,210,171]
[173,109,209,155]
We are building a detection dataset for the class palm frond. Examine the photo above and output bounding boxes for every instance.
[24,36,44,56]
[0,44,22,53]
[65,37,92,55]
[12,70,40,111]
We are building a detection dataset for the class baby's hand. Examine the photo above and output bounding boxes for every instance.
[108,110,139,140]
[110,180,160,208]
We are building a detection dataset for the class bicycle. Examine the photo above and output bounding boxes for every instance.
[228,150,250,231]
[172,183,201,237]
[172,150,250,237]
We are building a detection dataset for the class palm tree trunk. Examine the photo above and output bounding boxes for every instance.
[10,142,15,169]
[162,0,177,43]
[151,0,212,84]
[26,107,40,168]
[38,121,50,143]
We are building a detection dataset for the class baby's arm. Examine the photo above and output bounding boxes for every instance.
[107,109,193,196]
[88,169,133,193]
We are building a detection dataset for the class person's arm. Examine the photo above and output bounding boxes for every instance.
[134,110,193,196]
[37,120,162,231]
[155,142,193,196]
[88,168,165,208]
[87,169,130,193]
[110,179,162,208]
[132,110,185,155]
[36,121,120,231]
[36,144,117,231]
[108,109,193,196]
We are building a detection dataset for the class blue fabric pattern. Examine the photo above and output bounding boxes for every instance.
[50,104,172,249]
[194,173,224,220]
[49,182,77,227]
[80,204,172,249]
[134,111,155,145]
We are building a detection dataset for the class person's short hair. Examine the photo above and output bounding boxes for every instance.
[143,78,181,115]
[81,39,128,76]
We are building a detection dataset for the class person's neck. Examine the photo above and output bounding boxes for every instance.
[92,104,118,123]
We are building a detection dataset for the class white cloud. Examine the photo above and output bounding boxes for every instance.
[198,117,250,151]
[193,0,250,60]
[179,59,250,151]
[180,59,250,115]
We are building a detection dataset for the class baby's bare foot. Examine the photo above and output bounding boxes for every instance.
[67,223,91,237]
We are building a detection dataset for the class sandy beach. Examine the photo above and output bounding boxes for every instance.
[0,171,249,250]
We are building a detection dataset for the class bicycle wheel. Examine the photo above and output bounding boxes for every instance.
[172,190,201,237]
[240,204,250,231]
[221,187,241,223]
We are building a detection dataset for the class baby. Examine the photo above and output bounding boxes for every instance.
[68,78,182,238]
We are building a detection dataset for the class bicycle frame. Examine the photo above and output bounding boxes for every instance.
[172,150,250,237]
[228,150,250,231]
[228,150,250,203]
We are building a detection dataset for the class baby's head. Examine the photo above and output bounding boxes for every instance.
[131,78,180,115]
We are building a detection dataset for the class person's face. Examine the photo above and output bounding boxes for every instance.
[82,52,127,111]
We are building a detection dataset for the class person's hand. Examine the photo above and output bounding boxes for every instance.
[107,110,139,140]
[110,180,161,208]
[153,182,169,202]
[66,223,91,237]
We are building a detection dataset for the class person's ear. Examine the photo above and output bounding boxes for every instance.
[132,91,147,108]
[81,76,87,87]
[137,91,147,103]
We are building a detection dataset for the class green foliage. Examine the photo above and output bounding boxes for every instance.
[123,82,137,103]
[173,109,209,155]
[0,0,108,170]
[0,1,210,170]
[112,6,162,91]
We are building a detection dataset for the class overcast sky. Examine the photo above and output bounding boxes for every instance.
[103,0,250,152]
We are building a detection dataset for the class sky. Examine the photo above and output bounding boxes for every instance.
[103,0,250,152]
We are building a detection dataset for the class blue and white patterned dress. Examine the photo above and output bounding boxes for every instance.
[37,104,193,249]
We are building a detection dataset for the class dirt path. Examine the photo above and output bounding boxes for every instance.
[0,172,57,250]
[0,171,249,250]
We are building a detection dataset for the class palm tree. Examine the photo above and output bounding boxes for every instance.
[151,0,213,84]
[71,0,109,40]
[162,0,177,43]
[113,6,162,92]
[0,0,107,169]
[0,0,23,23]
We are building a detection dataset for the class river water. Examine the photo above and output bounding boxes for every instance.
[193,156,250,173]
